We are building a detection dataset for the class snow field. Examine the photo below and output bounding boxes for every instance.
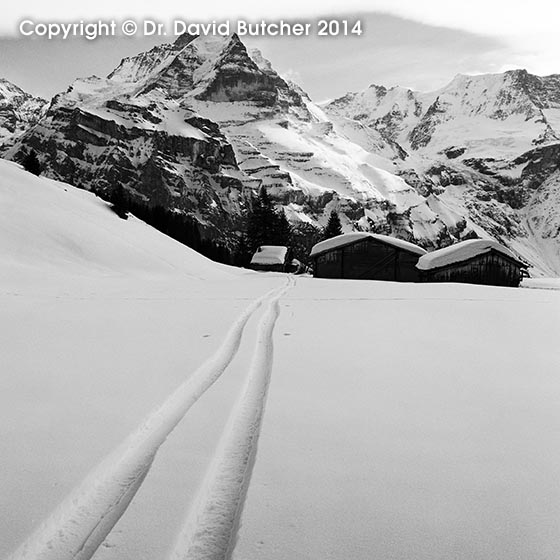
[6,281,289,560]
[168,277,295,560]
[231,278,560,560]
[0,160,284,558]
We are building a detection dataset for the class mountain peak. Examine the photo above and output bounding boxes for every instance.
[367,83,388,94]
[505,68,529,76]
[0,78,29,100]
[0,79,46,143]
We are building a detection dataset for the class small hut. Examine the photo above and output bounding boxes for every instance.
[250,245,291,272]
[310,232,426,281]
[416,239,525,286]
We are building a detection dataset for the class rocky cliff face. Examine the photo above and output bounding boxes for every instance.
[2,38,251,242]
[1,37,559,273]
[0,79,46,145]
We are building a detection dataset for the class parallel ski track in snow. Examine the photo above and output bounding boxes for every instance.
[6,281,289,560]
[168,276,295,560]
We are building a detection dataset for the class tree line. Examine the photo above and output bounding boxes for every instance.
[20,149,345,268]
[110,185,345,267]
[109,185,233,265]
[236,187,343,266]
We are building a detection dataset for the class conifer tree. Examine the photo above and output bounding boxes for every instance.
[246,187,279,250]
[110,185,129,220]
[291,223,322,265]
[323,209,343,240]
[21,149,42,176]
[272,207,292,246]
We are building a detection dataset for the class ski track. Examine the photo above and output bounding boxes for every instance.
[168,276,295,560]
[6,281,288,560]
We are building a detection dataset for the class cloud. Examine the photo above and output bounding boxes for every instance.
[3,0,559,36]
[247,13,512,99]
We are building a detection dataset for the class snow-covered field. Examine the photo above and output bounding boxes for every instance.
[1,160,560,559]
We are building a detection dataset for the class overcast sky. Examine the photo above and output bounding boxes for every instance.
[1,1,559,101]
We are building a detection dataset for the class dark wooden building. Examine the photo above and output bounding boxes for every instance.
[310,233,427,281]
[416,239,525,286]
[250,245,291,272]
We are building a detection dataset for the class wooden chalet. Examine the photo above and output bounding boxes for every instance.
[250,245,291,272]
[310,232,427,281]
[416,239,526,286]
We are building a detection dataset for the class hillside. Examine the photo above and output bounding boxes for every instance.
[0,159,237,284]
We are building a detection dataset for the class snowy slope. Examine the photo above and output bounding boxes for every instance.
[0,159,232,281]
[522,169,560,272]
[326,70,560,160]
[1,158,560,560]
[325,83,430,150]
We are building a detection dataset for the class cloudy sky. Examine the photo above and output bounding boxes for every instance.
[0,1,559,101]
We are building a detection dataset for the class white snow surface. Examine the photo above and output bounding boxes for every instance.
[310,232,427,257]
[2,160,560,560]
[250,245,288,266]
[417,239,522,271]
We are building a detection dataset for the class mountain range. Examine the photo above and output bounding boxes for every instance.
[1,33,559,275]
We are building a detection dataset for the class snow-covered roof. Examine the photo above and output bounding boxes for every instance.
[310,232,426,257]
[250,245,288,265]
[416,239,522,270]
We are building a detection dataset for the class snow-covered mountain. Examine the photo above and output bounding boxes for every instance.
[0,78,46,143]
[1,36,560,273]
[2,39,251,242]
[0,34,474,252]
[326,70,560,158]
[326,70,560,274]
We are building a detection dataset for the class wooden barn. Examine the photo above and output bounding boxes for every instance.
[250,245,291,272]
[416,239,526,286]
[310,232,427,281]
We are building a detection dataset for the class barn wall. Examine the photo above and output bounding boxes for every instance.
[421,251,522,286]
[398,251,422,282]
[313,239,422,281]
[313,248,343,278]
[342,239,397,280]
